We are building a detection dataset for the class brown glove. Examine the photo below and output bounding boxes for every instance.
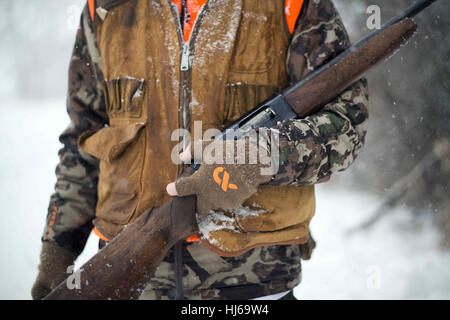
[31,241,77,300]
[172,138,272,215]
[299,233,316,260]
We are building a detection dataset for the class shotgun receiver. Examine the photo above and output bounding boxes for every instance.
[44,0,437,300]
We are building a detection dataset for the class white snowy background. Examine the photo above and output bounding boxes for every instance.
[0,1,448,300]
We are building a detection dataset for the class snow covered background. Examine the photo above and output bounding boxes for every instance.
[296,187,450,299]
[0,1,448,300]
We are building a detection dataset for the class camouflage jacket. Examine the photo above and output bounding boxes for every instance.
[42,0,368,300]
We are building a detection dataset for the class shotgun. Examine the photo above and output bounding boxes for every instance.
[44,0,437,300]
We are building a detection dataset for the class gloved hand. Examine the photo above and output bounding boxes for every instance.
[299,233,316,260]
[167,138,273,215]
[31,241,77,300]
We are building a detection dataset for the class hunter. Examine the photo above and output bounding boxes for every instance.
[32,0,368,300]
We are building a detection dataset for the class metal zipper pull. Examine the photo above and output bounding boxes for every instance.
[181,43,190,71]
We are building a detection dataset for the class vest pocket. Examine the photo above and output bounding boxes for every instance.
[234,185,316,233]
[103,78,145,119]
[78,122,146,225]
[229,12,275,74]
[223,83,279,127]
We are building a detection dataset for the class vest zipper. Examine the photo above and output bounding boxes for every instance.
[169,0,210,145]
[180,44,190,71]
[168,0,211,301]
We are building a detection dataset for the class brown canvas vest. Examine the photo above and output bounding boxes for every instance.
[79,0,315,255]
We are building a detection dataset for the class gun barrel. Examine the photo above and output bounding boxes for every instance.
[284,0,438,99]
[387,0,437,24]
[285,19,417,117]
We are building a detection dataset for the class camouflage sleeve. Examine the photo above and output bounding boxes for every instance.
[42,5,107,255]
[269,0,369,186]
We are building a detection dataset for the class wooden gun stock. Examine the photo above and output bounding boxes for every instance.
[44,196,197,300]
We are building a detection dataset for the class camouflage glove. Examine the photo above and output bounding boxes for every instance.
[31,241,77,300]
[299,233,316,260]
[167,138,272,215]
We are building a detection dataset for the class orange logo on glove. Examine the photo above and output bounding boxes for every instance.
[213,167,238,192]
